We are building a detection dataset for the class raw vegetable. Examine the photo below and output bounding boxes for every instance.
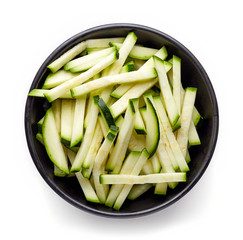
[28,32,202,210]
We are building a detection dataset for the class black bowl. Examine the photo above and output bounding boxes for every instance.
[25,23,219,217]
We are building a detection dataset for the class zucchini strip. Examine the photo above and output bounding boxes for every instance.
[42,108,69,174]
[110,42,158,60]
[128,184,153,200]
[153,96,189,172]
[61,99,75,146]
[66,149,100,203]
[70,96,86,147]
[86,37,125,48]
[100,172,186,185]
[64,47,116,71]
[177,88,197,157]
[105,99,136,172]
[113,148,150,210]
[109,78,158,118]
[47,41,87,73]
[70,95,99,172]
[81,122,103,178]
[71,67,157,98]
[105,151,141,207]
[42,70,79,89]
[44,50,118,102]
[153,56,179,126]
[28,89,73,99]
[93,126,119,203]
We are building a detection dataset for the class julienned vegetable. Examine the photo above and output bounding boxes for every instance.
[29,32,202,210]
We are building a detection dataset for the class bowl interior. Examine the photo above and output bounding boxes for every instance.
[25,24,219,217]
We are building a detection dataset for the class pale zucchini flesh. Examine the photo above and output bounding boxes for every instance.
[70,95,99,172]
[42,108,69,174]
[113,148,149,210]
[100,173,186,185]
[71,67,157,98]
[70,96,86,147]
[44,50,118,102]
[153,56,179,126]
[42,70,79,89]
[177,88,197,157]
[105,99,136,172]
[105,151,141,207]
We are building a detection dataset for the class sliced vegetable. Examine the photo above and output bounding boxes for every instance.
[110,42,158,60]
[93,126,119,203]
[70,67,157,98]
[64,47,116,72]
[105,151,141,207]
[70,95,99,172]
[71,96,86,147]
[29,33,202,210]
[113,148,149,210]
[61,99,75,146]
[177,88,197,157]
[100,172,186,184]
[42,108,69,174]
[43,70,79,89]
[47,41,87,73]
[44,50,118,102]
[105,99,136,172]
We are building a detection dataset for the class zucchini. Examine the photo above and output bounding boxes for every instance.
[105,151,141,207]
[109,78,158,118]
[70,67,157,98]
[172,55,181,115]
[177,88,197,157]
[81,122,103,178]
[86,37,125,48]
[128,184,153,200]
[141,97,160,157]
[64,47,116,72]
[44,50,118,102]
[113,148,149,210]
[188,121,201,146]
[98,114,109,137]
[70,96,86,147]
[110,42,158,60]
[93,126,119,203]
[42,108,69,174]
[105,99,136,172]
[52,99,62,135]
[100,172,186,185]
[36,132,67,177]
[153,96,189,172]
[70,95,99,172]
[47,41,87,73]
[153,56,179,126]
[134,102,147,135]
[154,169,168,195]
[28,89,72,99]
[107,32,137,75]
[66,149,100,203]
[110,61,135,99]
[42,70,79,89]
[150,153,162,173]
[60,99,75,146]
[128,130,146,152]
[97,97,115,128]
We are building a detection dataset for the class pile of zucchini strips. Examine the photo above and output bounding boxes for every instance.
[29,32,202,210]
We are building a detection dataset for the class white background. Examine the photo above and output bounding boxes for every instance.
[1,0,242,239]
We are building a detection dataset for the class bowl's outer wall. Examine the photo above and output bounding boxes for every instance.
[25,23,219,217]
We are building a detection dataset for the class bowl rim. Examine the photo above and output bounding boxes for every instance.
[25,23,219,218]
